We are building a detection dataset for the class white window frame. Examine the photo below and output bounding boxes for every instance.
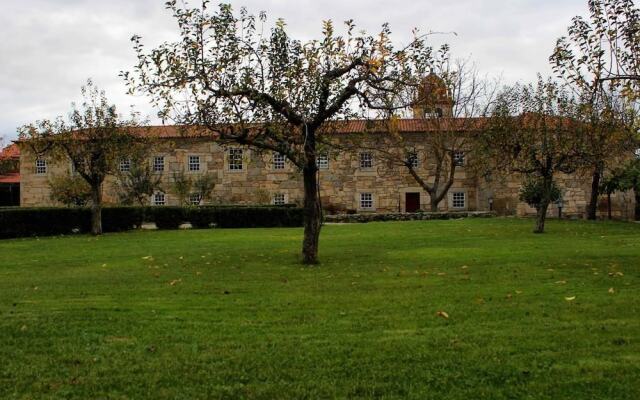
[153,156,165,172]
[317,153,329,170]
[360,193,374,210]
[189,193,202,206]
[359,152,373,170]
[272,193,286,206]
[152,191,166,206]
[35,158,47,175]
[453,151,465,167]
[228,148,243,171]
[119,158,131,173]
[452,192,466,209]
[188,155,201,172]
[272,153,286,170]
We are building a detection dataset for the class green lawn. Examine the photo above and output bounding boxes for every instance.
[0,218,639,399]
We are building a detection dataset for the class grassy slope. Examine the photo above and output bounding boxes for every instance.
[0,218,638,399]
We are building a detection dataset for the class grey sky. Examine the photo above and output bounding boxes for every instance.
[0,0,588,143]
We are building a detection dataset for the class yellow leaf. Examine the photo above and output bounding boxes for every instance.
[608,288,615,294]
[436,311,449,319]
[565,296,576,302]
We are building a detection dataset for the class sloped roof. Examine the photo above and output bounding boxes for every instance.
[0,144,20,160]
[0,173,19,184]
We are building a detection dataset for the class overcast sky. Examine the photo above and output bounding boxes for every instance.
[0,0,589,143]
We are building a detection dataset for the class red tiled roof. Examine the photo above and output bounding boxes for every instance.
[0,144,20,160]
[0,172,19,184]
[121,118,488,139]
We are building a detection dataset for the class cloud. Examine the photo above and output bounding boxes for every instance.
[0,0,588,141]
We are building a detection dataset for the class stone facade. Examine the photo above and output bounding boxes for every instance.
[17,132,635,220]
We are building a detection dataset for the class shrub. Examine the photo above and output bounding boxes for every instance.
[519,178,561,210]
[0,207,90,239]
[102,207,146,232]
[148,206,187,230]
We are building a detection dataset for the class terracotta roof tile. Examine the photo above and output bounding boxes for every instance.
[0,172,19,184]
[0,144,20,160]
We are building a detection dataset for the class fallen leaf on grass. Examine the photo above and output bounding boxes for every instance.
[141,256,153,261]
[169,279,182,286]
[555,281,567,285]
[608,288,615,294]
[436,311,449,319]
[565,296,576,302]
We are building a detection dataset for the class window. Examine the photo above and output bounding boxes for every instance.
[273,193,286,206]
[153,156,165,172]
[228,148,243,171]
[119,159,131,173]
[360,193,373,210]
[407,152,419,168]
[273,153,286,170]
[317,153,329,170]
[188,155,201,172]
[452,192,466,209]
[453,151,465,167]
[35,159,47,175]
[359,152,373,170]
[152,192,166,206]
[189,193,202,206]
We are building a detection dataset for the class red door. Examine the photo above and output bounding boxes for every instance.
[405,193,421,213]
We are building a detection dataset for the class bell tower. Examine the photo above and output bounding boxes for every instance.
[412,73,454,119]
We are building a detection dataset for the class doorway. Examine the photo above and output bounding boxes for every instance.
[405,192,421,213]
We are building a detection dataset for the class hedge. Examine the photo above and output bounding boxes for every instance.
[0,206,304,239]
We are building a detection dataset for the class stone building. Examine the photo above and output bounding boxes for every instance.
[15,76,636,219]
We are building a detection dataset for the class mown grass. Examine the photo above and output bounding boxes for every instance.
[0,218,638,399]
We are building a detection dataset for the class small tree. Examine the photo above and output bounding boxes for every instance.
[193,173,216,204]
[617,157,640,220]
[48,175,92,207]
[116,161,163,206]
[599,170,625,219]
[18,80,149,235]
[123,2,435,264]
[480,78,585,233]
[171,172,193,206]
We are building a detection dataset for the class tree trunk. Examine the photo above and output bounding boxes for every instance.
[534,176,553,234]
[607,192,612,220]
[302,161,321,265]
[430,196,439,212]
[90,184,103,236]
[586,163,603,220]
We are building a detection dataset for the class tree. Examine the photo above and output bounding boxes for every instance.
[48,175,92,207]
[116,161,163,205]
[616,157,640,220]
[350,55,497,211]
[480,78,585,233]
[599,169,625,219]
[123,2,434,264]
[550,0,640,219]
[18,80,149,235]
[193,173,216,204]
[519,178,562,217]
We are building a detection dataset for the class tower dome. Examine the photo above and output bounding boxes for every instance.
[412,73,454,119]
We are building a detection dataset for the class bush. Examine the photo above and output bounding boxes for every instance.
[102,207,147,232]
[0,207,90,239]
[148,207,187,230]
[519,178,561,210]
[0,205,304,239]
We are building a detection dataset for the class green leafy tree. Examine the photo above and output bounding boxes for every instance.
[18,80,150,235]
[123,2,435,264]
[48,174,92,207]
[116,161,163,206]
[519,178,562,214]
[550,0,640,220]
[616,157,640,220]
[480,78,585,233]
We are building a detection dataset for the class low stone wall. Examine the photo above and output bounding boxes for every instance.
[324,211,496,224]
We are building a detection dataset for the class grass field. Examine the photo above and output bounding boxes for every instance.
[0,218,639,399]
